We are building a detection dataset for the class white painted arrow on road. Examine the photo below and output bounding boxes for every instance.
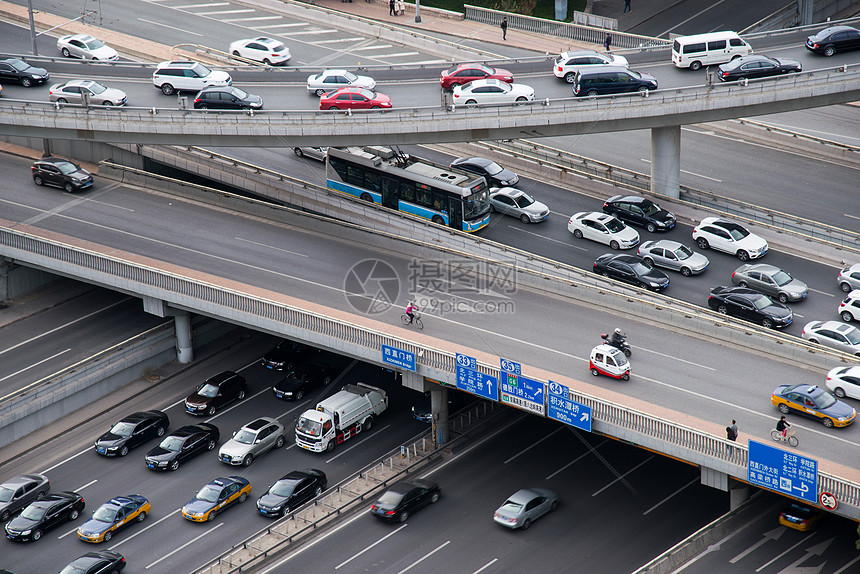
[730,527,784,564]
[775,538,834,574]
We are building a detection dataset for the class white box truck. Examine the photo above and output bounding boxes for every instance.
[294,382,388,453]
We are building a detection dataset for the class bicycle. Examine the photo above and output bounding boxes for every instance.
[400,311,423,330]
[770,427,798,447]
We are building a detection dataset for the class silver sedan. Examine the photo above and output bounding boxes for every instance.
[638,240,709,276]
[307,70,376,96]
[489,187,549,223]
[493,488,558,530]
[49,80,127,106]
[731,263,808,303]
[56,34,118,61]
[218,417,286,466]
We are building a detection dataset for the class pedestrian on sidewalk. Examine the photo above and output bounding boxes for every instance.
[500,17,508,40]
[389,0,396,16]
[397,0,405,15]
[624,0,631,13]
[603,33,612,51]
[727,420,738,442]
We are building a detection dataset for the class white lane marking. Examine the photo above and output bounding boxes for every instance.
[422,416,525,479]
[311,38,366,45]
[0,349,70,383]
[637,346,715,370]
[655,0,729,38]
[642,477,699,515]
[146,523,224,569]
[281,29,339,36]
[75,479,98,491]
[844,213,860,221]
[503,427,564,464]
[754,532,816,572]
[111,509,181,549]
[507,225,587,250]
[0,297,131,358]
[396,540,451,574]
[592,455,654,496]
[377,52,421,58]
[809,288,834,297]
[640,159,722,182]
[234,236,308,257]
[205,387,270,422]
[191,8,255,14]
[224,16,284,22]
[353,44,394,51]
[325,424,391,463]
[473,559,499,573]
[833,554,860,574]
[545,439,609,480]
[137,18,203,35]
[254,22,307,28]
[59,525,79,539]
[41,448,90,474]
[171,2,228,7]
[334,523,408,569]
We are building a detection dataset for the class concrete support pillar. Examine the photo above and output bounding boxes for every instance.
[174,312,193,364]
[651,125,681,199]
[729,477,751,510]
[797,0,813,26]
[431,386,449,446]
[0,258,10,302]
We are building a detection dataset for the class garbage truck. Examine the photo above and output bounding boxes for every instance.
[294,382,388,453]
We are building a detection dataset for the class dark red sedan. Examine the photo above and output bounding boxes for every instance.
[440,63,513,90]
[318,87,392,110]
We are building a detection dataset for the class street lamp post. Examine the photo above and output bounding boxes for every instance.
[415,0,421,23]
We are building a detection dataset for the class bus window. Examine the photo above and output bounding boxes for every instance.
[347,165,364,186]
[365,171,381,192]
[416,187,431,207]
[385,178,406,200]
[432,192,447,212]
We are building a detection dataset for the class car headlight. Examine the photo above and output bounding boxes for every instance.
[21,530,31,535]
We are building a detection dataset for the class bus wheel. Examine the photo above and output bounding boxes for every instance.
[360,193,373,203]
[431,215,445,225]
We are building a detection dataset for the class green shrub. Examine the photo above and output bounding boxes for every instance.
[422,0,587,21]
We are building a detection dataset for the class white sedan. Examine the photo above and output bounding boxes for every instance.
[826,365,860,400]
[568,212,639,250]
[56,34,118,61]
[229,37,291,65]
[307,70,376,96]
[452,78,535,107]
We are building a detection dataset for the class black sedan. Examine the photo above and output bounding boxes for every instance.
[4,491,85,542]
[273,361,337,401]
[145,423,220,471]
[449,157,518,187]
[184,371,247,416]
[707,286,793,329]
[261,340,317,371]
[94,411,169,457]
[59,551,125,574]
[193,86,263,110]
[370,479,440,523]
[0,58,49,87]
[602,195,675,233]
[256,469,327,518]
[806,25,860,57]
[717,55,801,82]
[593,253,670,291]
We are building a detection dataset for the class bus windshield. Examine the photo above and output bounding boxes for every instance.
[464,187,490,220]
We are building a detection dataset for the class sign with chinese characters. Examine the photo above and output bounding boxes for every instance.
[748,440,818,503]
[546,381,592,432]
[499,360,544,415]
[381,344,416,372]
[455,353,498,401]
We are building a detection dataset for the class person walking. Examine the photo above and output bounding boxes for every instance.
[500,17,508,41]
[624,0,631,13]
[726,420,738,441]
[397,0,405,15]
[603,33,612,51]
[389,0,396,16]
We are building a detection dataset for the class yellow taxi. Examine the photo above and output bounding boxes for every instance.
[77,495,150,543]
[779,503,825,531]
[770,384,856,428]
[182,476,251,522]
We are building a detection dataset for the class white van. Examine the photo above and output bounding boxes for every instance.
[671,31,752,70]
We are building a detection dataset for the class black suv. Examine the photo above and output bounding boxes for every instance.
[0,58,49,87]
[32,157,93,192]
[193,86,263,110]
[602,195,676,233]
[184,371,248,416]
[572,66,657,97]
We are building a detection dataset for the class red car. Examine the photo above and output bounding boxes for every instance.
[319,87,392,110]
[440,63,513,90]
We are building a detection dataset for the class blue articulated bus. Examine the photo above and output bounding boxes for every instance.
[326,146,491,232]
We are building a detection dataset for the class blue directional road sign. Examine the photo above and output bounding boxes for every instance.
[546,380,592,432]
[499,358,521,376]
[500,371,545,415]
[748,440,818,503]
[455,353,498,401]
[381,344,416,372]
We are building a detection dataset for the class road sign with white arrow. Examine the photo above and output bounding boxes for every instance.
[547,380,592,432]
[748,440,818,503]
[500,358,545,415]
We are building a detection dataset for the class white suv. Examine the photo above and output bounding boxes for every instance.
[152,61,231,96]
[839,290,860,322]
[553,50,629,83]
[692,217,768,261]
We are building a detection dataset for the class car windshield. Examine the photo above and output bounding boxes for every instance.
[56,161,79,175]
[376,491,405,505]
[641,202,660,216]
[160,436,184,452]
[0,487,13,502]
[191,63,212,77]
[845,329,860,345]
[9,59,29,71]
[93,506,118,523]
[483,161,503,175]
[271,479,299,498]
[197,383,219,398]
[813,392,837,409]
[84,38,106,49]
[630,261,652,275]
[20,505,46,520]
[499,500,523,513]
[478,64,494,74]
[269,42,287,52]
[59,565,89,574]
[231,87,249,99]
[750,295,772,310]
[196,486,221,503]
[109,421,135,437]
[604,218,625,232]
[358,88,376,99]
[88,82,107,94]
[296,416,322,436]
[233,429,257,444]
[513,193,535,208]
[672,244,693,260]
[343,71,358,82]
[771,270,793,286]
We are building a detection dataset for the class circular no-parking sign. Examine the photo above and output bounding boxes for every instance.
[819,491,837,510]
